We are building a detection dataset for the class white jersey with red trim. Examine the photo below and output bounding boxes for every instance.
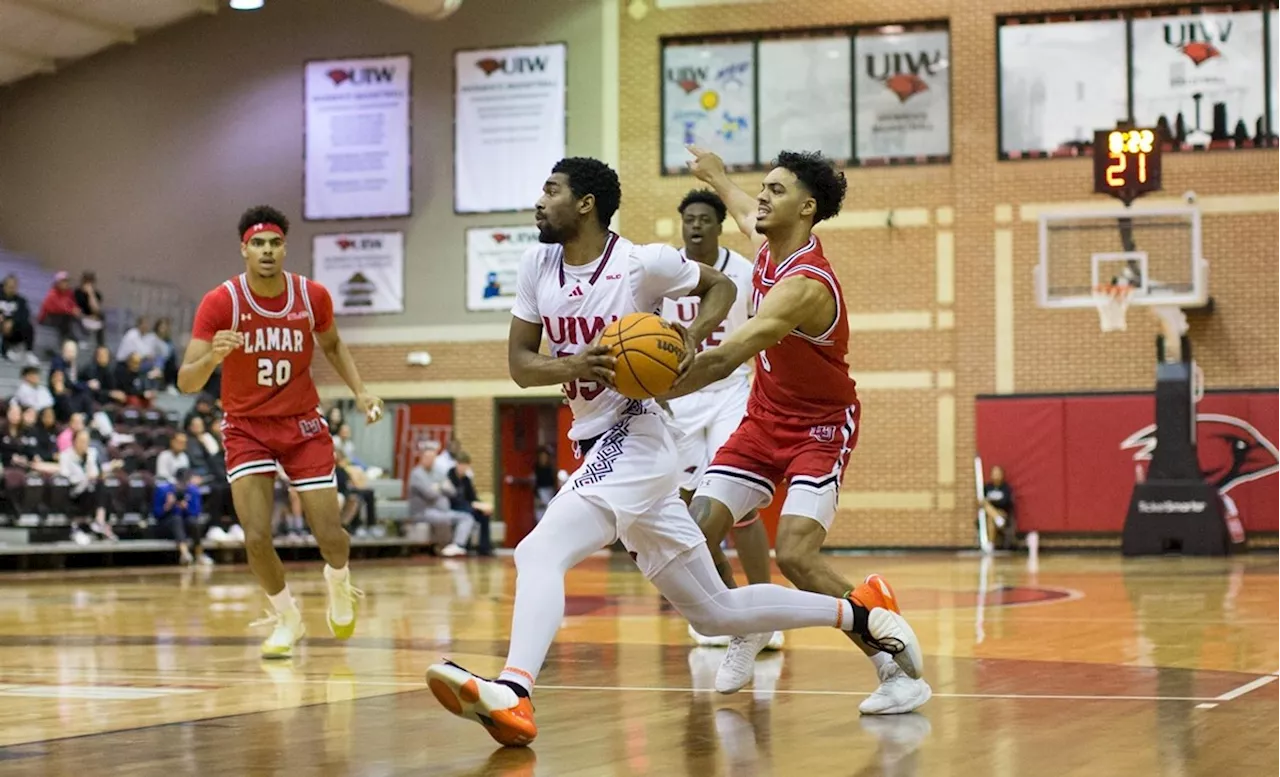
[661,246,754,391]
[748,235,859,424]
[510,232,701,441]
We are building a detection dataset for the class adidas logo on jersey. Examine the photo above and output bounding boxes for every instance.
[568,285,584,298]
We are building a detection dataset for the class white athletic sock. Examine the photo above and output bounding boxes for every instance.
[324,564,349,583]
[325,565,353,625]
[870,651,894,671]
[268,585,296,615]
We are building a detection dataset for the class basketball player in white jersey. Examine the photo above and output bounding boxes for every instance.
[425,157,923,748]
[664,190,781,652]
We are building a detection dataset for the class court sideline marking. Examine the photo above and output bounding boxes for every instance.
[1194,670,1280,709]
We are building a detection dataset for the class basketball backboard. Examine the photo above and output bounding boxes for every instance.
[1035,205,1209,313]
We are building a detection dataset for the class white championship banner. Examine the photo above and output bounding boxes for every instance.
[455,44,567,213]
[466,226,541,312]
[304,55,412,220]
[312,232,405,316]
[854,27,951,162]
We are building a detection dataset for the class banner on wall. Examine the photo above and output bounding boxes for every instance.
[312,232,405,315]
[1132,9,1268,148]
[757,36,853,164]
[661,41,756,172]
[304,55,412,220]
[455,44,567,213]
[998,18,1129,157]
[465,226,541,311]
[854,27,951,162]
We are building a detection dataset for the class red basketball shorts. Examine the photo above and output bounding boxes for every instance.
[696,402,860,530]
[221,410,335,491]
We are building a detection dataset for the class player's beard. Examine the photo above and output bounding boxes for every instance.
[537,221,570,244]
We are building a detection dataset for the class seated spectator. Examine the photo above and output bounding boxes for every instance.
[49,369,93,422]
[113,352,157,408]
[332,422,360,466]
[153,468,210,566]
[981,465,1016,551]
[16,405,58,476]
[13,366,53,411]
[50,339,81,384]
[37,271,82,351]
[74,271,105,347]
[0,274,36,361]
[155,432,193,482]
[84,345,126,406]
[59,428,116,542]
[326,405,345,433]
[334,447,377,536]
[116,316,156,363]
[153,318,178,390]
[408,445,474,557]
[448,452,493,556]
[31,407,59,464]
[57,412,86,453]
[185,416,230,526]
[184,393,217,431]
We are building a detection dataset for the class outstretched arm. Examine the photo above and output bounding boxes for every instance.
[664,275,828,398]
[687,145,764,253]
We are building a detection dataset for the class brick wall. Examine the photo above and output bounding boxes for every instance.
[319,0,1278,547]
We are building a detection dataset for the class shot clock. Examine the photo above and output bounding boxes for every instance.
[1093,127,1163,205]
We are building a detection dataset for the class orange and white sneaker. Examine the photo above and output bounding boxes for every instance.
[848,574,924,680]
[426,660,538,747]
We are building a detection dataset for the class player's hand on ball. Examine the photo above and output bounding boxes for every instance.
[668,321,697,377]
[571,345,616,387]
[210,330,244,363]
[686,144,726,183]
[357,393,384,424]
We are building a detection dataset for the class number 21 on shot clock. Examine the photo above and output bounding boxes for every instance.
[1093,126,1162,205]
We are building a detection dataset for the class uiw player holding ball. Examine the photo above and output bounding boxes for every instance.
[425,158,923,748]
[671,146,931,714]
[178,205,382,659]
[663,189,782,652]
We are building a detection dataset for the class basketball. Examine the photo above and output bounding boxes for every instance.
[599,312,687,399]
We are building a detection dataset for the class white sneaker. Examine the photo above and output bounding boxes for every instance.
[323,566,364,640]
[205,526,228,543]
[227,524,246,543]
[440,543,467,557]
[764,631,784,651]
[859,662,932,715]
[688,623,731,647]
[715,632,772,694]
[253,604,306,659]
[197,553,214,566]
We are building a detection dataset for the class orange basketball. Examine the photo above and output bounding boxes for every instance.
[599,312,687,399]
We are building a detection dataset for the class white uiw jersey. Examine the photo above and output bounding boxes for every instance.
[661,247,753,393]
[511,232,701,441]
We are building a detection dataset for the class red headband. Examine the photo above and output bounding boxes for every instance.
[242,222,285,243]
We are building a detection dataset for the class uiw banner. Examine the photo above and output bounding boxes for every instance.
[854,27,951,162]
[466,226,540,311]
[312,232,405,316]
[304,55,412,220]
[455,44,566,213]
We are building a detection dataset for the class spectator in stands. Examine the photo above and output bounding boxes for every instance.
[981,465,1017,551]
[116,316,155,363]
[335,447,378,537]
[153,317,178,390]
[37,271,82,352]
[184,415,231,530]
[153,467,210,566]
[155,432,192,482]
[113,352,157,408]
[56,412,85,453]
[85,345,125,406]
[332,422,359,465]
[49,369,92,422]
[433,438,462,477]
[448,452,493,556]
[13,366,53,411]
[50,340,80,384]
[31,407,59,464]
[18,405,59,476]
[74,271,105,347]
[408,445,474,557]
[184,393,217,431]
[326,405,345,432]
[0,274,36,362]
[60,428,116,542]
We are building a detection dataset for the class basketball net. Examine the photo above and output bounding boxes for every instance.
[1092,284,1134,332]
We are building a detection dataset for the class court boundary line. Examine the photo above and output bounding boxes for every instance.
[1195,670,1280,709]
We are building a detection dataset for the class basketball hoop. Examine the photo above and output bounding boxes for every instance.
[1092,284,1134,331]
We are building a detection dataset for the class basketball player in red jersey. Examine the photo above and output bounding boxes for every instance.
[178,205,383,659]
[670,147,932,714]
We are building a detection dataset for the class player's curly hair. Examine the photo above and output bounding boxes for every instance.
[774,151,847,224]
[552,157,621,228]
[237,205,290,238]
[677,189,727,223]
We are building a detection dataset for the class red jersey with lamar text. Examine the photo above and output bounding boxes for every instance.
[748,235,858,423]
[192,272,332,418]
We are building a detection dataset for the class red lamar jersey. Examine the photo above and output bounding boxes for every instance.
[192,272,333,418]
[747,235,858,423]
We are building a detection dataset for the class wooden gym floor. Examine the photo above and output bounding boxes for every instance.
[0,552,1276,777]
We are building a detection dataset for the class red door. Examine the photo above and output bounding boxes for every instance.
[498,403,543,548]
